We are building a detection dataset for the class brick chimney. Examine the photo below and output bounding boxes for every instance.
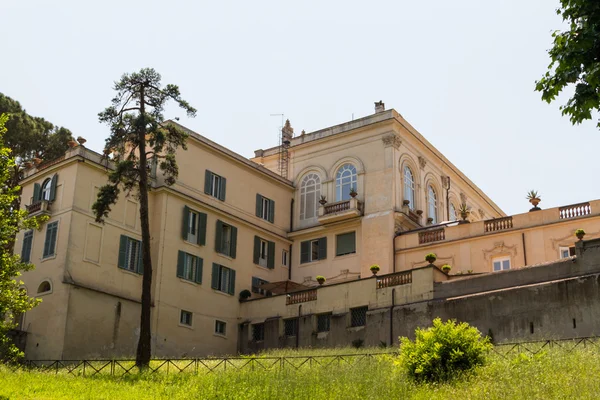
[374,101,385,113]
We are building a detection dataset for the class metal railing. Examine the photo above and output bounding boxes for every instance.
[484,216,513,233]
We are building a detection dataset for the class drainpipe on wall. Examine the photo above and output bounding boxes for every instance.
[297,305,302,349]
[289,198,294,281]
[522,232,528,266]
[445,176,451,221]
[390,288,396,346]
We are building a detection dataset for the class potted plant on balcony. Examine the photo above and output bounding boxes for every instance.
[441,264,452,273]
[319,195,327,205]
[458,203,470,223]
[425,253,437,265]
[526,190,541,211]
[316,275,326,285]
[67,137,78,148]
[239,289,252,301]
[370,264,380,276]
[349,187,357,198]
[575,229,586,241]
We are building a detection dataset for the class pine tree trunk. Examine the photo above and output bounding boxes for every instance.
[136,89,153,369]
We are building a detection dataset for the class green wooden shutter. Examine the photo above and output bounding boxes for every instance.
[228,268,236,295]
[197,212,207,246]
[318,237,327,260]
[33,183,41,202]
[252,277,259,293]
[195,257,203,284]
[49,174,58,201]
[267,241,275,269]
[219,177,227,201]
[177,251,185,278]
[215,220,223,253]
[230,225,237,259]
[137,241,143,274]
[253,236,260,265]
[118,235,127,269]
[204,170,212,194]
[211,263,220,289]
[336,232,356,256]
[268,200,275,223]
[43,222,58,258]
[256,194,263,218]
[21,231,33,263]
[300,241,310,264]
[182,206,190,240]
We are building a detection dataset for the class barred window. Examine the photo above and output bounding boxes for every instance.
[284,318,298,337]
[317,313,331,332]
[350,306,368,327]
[252,323,265,341]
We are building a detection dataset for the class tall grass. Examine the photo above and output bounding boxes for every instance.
[2,346,600,399]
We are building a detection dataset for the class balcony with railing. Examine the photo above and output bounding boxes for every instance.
[286,289,317,305]
[376,270,412,289]
[318,198,363,224]
[25,200,52,217]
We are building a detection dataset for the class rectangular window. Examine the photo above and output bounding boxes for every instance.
[253,236,274,269]
[182,206,207,246]
[215,220,237,258]
[350,306,368,327]
[282,250,289,267]
[492,256,511,272]
[559,246,576,259]
[317,313,331,333]
[215,320,227,336]
[21,230,33,263]
[252,323,265,341]
[205,170,226,201]
[259,239,268,267]
[256,194,275,223]
[284,318,298,337]
[211,263,236,295]
[118,235,143,274]
[177,251,203,283]
[42,221,59,259]
[251,277,270,295]
[180,310,193,327]
[336,232,356,257]
[300,237,327,264]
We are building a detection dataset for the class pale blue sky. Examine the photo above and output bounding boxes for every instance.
[2,0,598,215]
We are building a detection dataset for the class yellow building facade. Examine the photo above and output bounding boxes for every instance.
[15,103,599,359]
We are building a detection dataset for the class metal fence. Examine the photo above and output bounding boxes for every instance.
[6,336,600,377]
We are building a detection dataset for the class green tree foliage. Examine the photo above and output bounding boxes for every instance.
[400,318,492,382]
[93,68,196,368]
[0,114,43,362]
[535,2,600,128]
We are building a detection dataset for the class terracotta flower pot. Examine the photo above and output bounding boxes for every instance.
[426,257,436,264]
[529,198,540,207]
[67,140,77,148]
[576,233,585,241]
[317,279,325,285]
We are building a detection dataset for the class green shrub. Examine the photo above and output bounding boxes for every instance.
[425,253,437,263]
[575,229,585,236]
[400,318,492,382]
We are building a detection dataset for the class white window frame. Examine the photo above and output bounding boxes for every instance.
[215,320,227,336]
[492,256,511,272]
[282,249,289,267]
[221,224,232,256]
[183,253,198,282]
[180,310,193,327]
[211,174,222,198]
[427,185,437,224]
[41,178,52,201]
[261,197,270,220]
[449,203,457,221]
[404,166,415,209]
[300,173,321,220]
[310,239,319,262]
[187,210,199,243]
[559,246,575,259]
[335,164,357,202]
[258,239,268,268]
[125,238,140,272]
[217,265,231,293]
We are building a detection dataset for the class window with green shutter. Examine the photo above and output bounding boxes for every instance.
[177,250,203,283]
[117,235,143,274]
[182,206,207,245]
[21,230,33,263]
[211,263,236,295]
[300,237,327,264]
[215,220,237,258]
[256,194,275,223]
[205,170,226,201]
[42,221,59,259]
[253,236,275,269]
[336,232,356,256]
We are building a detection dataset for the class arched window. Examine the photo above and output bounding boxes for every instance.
[449,203,457,221]
[404,166,415,208]
[37,280,52,294]
[335,164,357,201]
[41,179,52,201]
[428,185,437,224]
[300,173,321,220]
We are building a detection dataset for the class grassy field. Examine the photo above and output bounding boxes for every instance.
[2,345,600,399]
